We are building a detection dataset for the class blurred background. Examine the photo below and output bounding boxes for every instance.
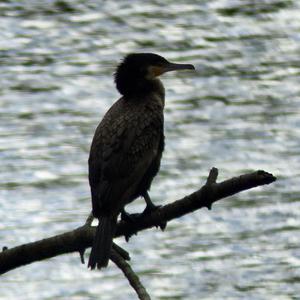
[0,0,299,299]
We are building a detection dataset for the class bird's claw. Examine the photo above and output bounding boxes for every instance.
[121,210,140,242]
[121,204,167,242]
[156,221,167,231]
[142,204,167,231]
[121,210,141,224]
[124,229,138,242]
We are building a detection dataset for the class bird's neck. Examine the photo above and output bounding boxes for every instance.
[116,75,165,99]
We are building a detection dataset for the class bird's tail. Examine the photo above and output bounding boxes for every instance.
[88,216,117,270]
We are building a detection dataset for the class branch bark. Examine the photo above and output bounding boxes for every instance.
[111,249,151,300]
[0,169,276,275]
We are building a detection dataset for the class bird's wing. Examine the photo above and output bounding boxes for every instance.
[89,104,163,217]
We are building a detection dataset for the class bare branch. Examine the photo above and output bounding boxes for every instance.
[0,169,276,275]
[111,249,151,300]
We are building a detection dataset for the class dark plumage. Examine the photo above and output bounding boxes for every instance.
[88,53,194,270]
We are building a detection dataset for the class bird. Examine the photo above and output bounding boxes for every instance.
[88,53,195,270]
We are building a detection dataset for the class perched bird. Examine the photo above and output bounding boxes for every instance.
[88,53,195,270]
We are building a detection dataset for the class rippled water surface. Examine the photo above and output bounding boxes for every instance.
[1,1,300,299]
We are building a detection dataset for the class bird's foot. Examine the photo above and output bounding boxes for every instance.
[121,209,141,224]
[120,209,141,242]
[142,192,167,231]
[122,203,167,230]
[142,203,167,231]
[120,203,167,242]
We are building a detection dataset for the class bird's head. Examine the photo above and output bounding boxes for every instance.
[115,53,195,96]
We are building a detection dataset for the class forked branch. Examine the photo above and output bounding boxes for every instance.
[0,168,276,276]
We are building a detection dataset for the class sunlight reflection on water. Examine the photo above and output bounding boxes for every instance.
[1,0,300,299]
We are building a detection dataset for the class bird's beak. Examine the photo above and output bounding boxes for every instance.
[150,62,195,77]
[163,62,195,73]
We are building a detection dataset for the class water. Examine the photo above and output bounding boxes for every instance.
[1,0,300,299]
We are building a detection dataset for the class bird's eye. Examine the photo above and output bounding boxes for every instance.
[156,61,164,67]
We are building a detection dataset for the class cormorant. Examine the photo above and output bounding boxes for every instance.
[88,53,195,270]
